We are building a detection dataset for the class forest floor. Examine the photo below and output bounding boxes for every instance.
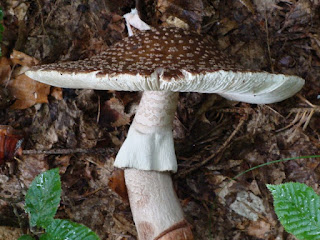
[0,0,319,239]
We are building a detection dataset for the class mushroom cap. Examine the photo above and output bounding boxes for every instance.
[26,27,304,104]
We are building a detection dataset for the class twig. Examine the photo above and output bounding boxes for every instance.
[97,95,101,124]
[264,8,274,72]
[22,148,115,155]
[177,116,247,178]
[5,64,15,88]
[297,93,317,108]
[73,187,103,201]
[44,0,63,25]
[277,94,320,132]
[238,0,255,14]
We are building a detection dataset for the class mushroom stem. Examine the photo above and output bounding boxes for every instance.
[114,91,179,171]
[125,169,193,240]
[116,91,193,239]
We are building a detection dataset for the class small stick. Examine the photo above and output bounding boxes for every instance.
[177,116,247,178]
[22,148,115,155]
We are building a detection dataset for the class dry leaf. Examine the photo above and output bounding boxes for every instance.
[113,212,137,237]
[9,73,50,109]
[238,0,255,13]
[102,97,131,127]
[0,50,51,109]
[51,87,63,100]
[229,191,266,221]
[18,154,49,186]
[0,57,11,85]
[247,220,271,239]
[0,125,23,165]
[10,49,39,66]
[217,18,238,36]
[156,0,203,31]
[54,155,71,174]
[108,169,129,202]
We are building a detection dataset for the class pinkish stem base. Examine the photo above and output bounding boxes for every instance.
[124,169,193,240]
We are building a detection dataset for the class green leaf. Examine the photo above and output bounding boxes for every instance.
[267,183,320,240]
[44,219,100,240]
[18,235,36,240]
[25,168,61,228]
[39,233,52,240]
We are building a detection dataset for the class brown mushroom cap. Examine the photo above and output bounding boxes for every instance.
[26,27,304,104]
[31,28,240,78]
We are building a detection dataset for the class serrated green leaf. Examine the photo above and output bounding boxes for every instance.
[44,219,100,240]
[18,235,36,240]
[267,183,320,240]
[25,168,61,228]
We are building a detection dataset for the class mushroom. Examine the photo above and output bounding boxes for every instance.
[25,27,304,240]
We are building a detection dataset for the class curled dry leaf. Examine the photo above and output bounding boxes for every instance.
[156,0,203,31]
[6,50,50,109]
[51,87,63,100]
[108,169,129,203]
[8,73,50,109]
[101,97,131,127]
[108,13,126,33]
[10,49,39,67]
[0,125,23,165]
[53,155,71,174]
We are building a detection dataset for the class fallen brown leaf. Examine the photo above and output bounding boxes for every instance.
[18,154,49,187]
[9,73,50,109]
[0,125,23,165]
[247,220,271,239]
[51,87,63,100]
[108,169,129,203]
[101,97,131,127]
[0,50,51,109]
[10,49,39,66]
[53,155,71,174]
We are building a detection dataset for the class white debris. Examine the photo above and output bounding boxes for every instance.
[230,191,266,221]
[123,9,151,36]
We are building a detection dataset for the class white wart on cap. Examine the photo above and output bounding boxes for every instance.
[26,27,304,104]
